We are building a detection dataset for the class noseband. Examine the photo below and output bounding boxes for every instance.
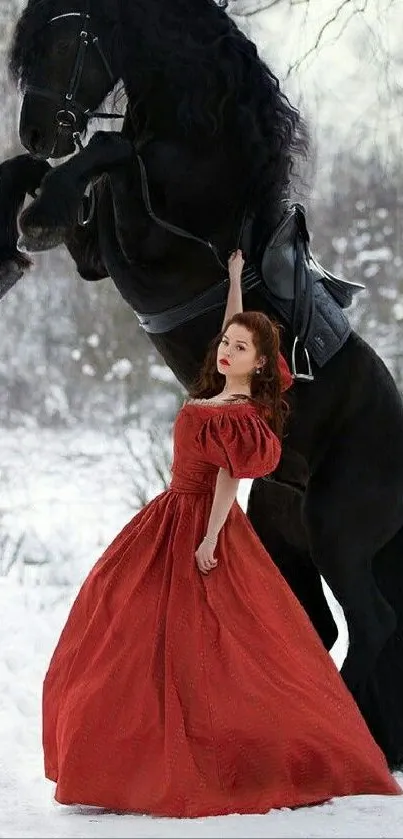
[25,3,123,153]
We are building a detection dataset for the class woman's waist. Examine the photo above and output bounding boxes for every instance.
[169,467,216,494]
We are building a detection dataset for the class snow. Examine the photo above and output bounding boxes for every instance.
[393,302,403,321]
[357,247,394,264]
[0,425,402,837]
[107,358,133,380]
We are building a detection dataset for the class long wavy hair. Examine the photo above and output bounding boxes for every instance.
[189,312,290,439]
[120,0,309,207]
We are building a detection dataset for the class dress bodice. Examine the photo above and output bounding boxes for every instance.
[169,401,282,494]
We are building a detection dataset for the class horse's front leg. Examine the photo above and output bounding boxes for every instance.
[0,153,50,298]
[18,132,134,252]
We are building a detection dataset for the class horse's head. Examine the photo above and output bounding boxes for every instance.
[9,0,121,160]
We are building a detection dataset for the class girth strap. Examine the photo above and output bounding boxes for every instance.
[136,265,260,334]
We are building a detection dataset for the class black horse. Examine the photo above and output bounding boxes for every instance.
[2,0,403,767]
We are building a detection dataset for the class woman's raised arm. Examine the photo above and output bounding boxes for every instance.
[221,249,245,330]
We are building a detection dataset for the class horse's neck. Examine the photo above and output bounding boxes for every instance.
[122,0,218,34]
[117,0,230,137]
[115,0,292,249]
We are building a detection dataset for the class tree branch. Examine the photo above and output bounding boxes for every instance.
[284,0,369,79]
[229,0,309,16]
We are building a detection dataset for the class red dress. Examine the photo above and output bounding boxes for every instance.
[43,400,401,817]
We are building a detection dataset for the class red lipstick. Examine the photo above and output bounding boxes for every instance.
[219,358,230,366]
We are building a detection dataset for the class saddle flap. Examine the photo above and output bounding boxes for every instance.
[261,203,366,309]
[261,206,300,301]
[309,254,365,308]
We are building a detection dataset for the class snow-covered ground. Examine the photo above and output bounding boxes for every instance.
[0,425,402,838]
[0,424,169,586]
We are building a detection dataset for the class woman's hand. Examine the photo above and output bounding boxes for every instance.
[228,249,244,285]
[195,536,218,575]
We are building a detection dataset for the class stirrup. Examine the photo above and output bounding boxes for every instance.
[291,337,314,382]
[78,181,96,227]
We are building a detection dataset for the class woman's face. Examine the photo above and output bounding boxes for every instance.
[216,323,260,380]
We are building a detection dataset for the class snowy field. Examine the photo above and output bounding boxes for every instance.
[0,424,402,838]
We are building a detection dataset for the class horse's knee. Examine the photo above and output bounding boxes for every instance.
[85,132,133,167]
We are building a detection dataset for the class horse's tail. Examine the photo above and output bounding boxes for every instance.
[359,524,403,769]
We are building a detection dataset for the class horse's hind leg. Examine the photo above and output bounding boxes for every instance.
[356,524,403,767]
[304,450,398,696]
[247,476,338,650]
[306,474,402,768]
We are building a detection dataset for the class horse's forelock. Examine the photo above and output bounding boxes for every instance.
[8,0,60,84]
[8,0,120,85]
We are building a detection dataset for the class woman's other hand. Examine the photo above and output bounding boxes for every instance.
[195,536,218,575]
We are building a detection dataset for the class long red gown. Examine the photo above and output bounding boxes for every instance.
[43,399,401,817]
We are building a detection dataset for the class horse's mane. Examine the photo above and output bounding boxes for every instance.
[9,0,309,205]
[120,0,309,204]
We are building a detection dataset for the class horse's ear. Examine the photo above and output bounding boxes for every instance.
[217,0,229,8]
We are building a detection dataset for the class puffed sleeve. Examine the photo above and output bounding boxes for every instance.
[196,409,281,479]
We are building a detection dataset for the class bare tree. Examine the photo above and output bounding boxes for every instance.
[121,425,174,508]
[228,0,395,17]
[0,0,21,151]
[227,0,400,82]
[228,0,308,14]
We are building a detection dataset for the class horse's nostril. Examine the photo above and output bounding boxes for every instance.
[29,128,44,154]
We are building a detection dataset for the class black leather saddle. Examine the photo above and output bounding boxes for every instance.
[257,203,365,378]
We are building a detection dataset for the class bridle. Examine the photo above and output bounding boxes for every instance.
[22,2,243,251]
[23,1,123,224]
[25,1,123,154]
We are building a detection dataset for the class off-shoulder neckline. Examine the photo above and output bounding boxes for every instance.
[183,398,256,410]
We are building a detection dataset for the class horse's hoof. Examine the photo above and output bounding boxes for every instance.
[19,195,69,251]
[0,258,26,300]
[17,228,65,252]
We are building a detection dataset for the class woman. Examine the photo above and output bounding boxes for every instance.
[42,251,401,818]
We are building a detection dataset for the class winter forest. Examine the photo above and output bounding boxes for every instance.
[1,1,403,837]
[0,0,402,433]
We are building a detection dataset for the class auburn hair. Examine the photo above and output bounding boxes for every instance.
[189,311,290,438]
